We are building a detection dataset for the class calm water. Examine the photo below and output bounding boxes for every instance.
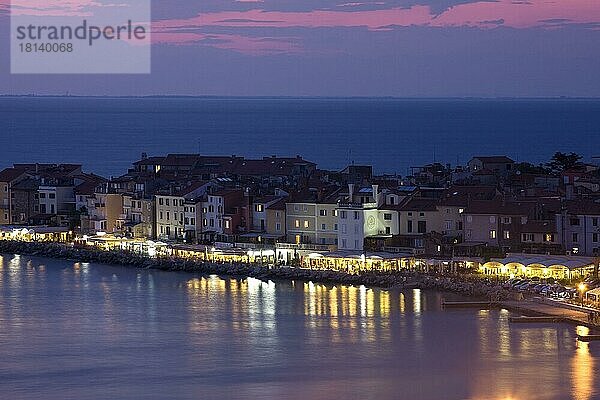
[1,97,599,176]
[0,254,598,400]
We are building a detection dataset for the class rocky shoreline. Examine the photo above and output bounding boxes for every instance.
[0,240,514,300]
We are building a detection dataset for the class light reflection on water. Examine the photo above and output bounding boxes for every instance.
[0,254,599,400]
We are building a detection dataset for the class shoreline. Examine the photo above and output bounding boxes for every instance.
[0,240,512,298]
[2,240,600,331]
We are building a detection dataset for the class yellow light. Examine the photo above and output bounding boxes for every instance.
[578,283,587,292]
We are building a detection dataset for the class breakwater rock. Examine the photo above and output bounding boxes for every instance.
[0,240,512,300]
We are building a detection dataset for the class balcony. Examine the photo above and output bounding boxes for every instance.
[277,242,333,251]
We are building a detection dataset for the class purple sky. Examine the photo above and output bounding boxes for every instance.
[1,0,600,96]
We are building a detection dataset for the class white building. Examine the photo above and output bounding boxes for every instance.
[337,185,399,251]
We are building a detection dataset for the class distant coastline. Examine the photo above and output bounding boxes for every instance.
[2,94,600,100]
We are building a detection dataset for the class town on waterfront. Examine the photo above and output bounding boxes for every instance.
[2,152,600,314]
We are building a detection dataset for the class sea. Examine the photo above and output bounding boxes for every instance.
[0,254,598,400]
[0,97,599,177]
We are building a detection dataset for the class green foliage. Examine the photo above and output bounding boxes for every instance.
[547,152,582,172]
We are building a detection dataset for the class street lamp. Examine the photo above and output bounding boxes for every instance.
[578,283,587,306]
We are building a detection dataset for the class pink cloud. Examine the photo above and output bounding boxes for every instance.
[154,0,600,31]
[152,31,301,55]
[8,0,128,16]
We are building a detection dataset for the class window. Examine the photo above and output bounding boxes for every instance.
[489,216,496,224]
[191,218,195,226]
[319,209,327,216]
[573,233,579,242]
[502,217,511,224]
[503,230,510,239]
[570,218,580,226]
[180,199,184,206]
[342,224,347,234]
[545,234,554,242]
[407,220,413,233]
[304,221,309,228]
[294,205,299,211]
[321,223,326,230]
[184,217,189,224]
[419,212,425,217]
[321,238,326,245]
[389,197,395,205]
[49,193,55,199]
[445,220,452,231]
[275,211,281,218]
[295,220,300,228]
[489,230,497,239]
[354,225,359,234]
[303,205,307,211]
[210,219,214,227]
[408,212,413,217]
[353,211,360,220]
[340,211,347,219]
[417,221,427,234]
[384,213,392,221]
[225,220,230,229]
[334,224,338,231]
[333,210,338,217]
[354,240,359,249]
[276,223,281,231]
[166,198,170,206]
[594,217,599,227]
[159,211,163,220]
[385,226,391,235]
[39,193,46,199]
[466,215,473,223]
[594,233,599,243]
[166,212,170,221]
[255,204,264,212]
[341,239,347,248]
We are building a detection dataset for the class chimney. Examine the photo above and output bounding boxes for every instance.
[372,184,379,205]
[348,183,354,203]
[141,152,148,160]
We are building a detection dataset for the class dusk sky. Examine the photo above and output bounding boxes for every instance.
[1,0,600,96]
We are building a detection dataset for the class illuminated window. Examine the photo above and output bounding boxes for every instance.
[489,230,496,239]
[503,230,510,239]
[304,221,309,228]
[295,220,300,228]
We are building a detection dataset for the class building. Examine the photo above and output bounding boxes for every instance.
[286,188,342,246]
[468,156,515,177]
[156,182,213,241]
[0,167,29,224]
[556,200,600,256]
[337,185,399,252]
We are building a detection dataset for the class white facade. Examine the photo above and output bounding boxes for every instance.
[38,186,75,215]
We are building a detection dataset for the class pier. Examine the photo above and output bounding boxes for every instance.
[441,301,497,308]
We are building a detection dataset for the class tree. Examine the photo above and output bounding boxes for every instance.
[547,152,582,172]
[514,162,549,175]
